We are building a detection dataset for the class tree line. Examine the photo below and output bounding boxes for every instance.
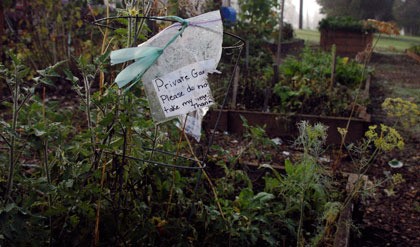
[316,0,420,35]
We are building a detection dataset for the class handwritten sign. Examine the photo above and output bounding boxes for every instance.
[151,60,215,118]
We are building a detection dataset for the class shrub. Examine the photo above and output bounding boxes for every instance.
[318,16,375,33]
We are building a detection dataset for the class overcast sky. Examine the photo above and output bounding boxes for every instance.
[287,0,325,29]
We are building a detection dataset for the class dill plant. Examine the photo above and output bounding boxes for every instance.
[262,121,341,246]
[381,97,420,129]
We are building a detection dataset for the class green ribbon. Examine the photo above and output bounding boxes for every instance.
[111,16,190,90]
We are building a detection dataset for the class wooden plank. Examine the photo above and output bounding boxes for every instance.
[407,50,420,63]
[204,109,370,145]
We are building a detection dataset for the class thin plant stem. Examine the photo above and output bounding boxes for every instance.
[297,189,305,247]
[341,146,380,210]
[334,34,381,171]
[42,87,46,119]
[5,64,19,202]
[82,74,96,164]
[94,159,109,246]
[42,139,52,246]
[94,3,111,241]
[336,35,385,211]
[183,132,226,221]
[0,132,11,147]
[166,115,189,217]
[40,83,52,245]
[99,2,110,95]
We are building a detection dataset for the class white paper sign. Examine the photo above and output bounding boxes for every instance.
[151,59,215,118]
[183,116,202,141]
[176,114,202,142]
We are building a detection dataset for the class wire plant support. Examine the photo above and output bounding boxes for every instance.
[92,13,245,171]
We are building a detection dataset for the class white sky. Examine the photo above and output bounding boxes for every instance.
[286,0,325,29]
[294,0,321,12]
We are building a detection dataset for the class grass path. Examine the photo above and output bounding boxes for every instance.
[295,29,420,52]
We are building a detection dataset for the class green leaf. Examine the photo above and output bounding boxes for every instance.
[34,128,47,137]
[259,163,282,181]
[238,188,254,208]
[114,27,128,36]
[0,120,10,129]
[95,50,111,65]
[109,137,124,148]
[69,215,80,228]
[64,69,79,84]
[4,203,17,213]
[284,159,294,175]
[253,192,274,203]
[65,179,74,188]
[264,177,280,192]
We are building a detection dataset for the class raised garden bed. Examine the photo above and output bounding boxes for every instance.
[406,50,420,63]
[320,29,373,57]
[318,16,374,57]
[268,38,305,57]
[204,109,371,145]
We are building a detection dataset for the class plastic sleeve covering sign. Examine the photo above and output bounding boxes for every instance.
[141,11,223,123]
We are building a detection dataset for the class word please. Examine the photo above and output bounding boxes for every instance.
[160,91,185,104]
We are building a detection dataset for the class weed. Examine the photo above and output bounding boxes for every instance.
[241,115,276,161]
[383,172,405,197]
[261,121,341,246]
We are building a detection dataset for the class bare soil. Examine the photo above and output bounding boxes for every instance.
[351,52,420,247]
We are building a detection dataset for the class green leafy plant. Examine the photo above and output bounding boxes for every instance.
[236,0,279,45]
[383,172,405,197]
[2,3,232,245]
[273,47,367,115]
[261,121,340,246]
[240,115,276,161]
[0,54,51,202]
[0,54,70,244]
[2,0,103,70]
[336,121,405,217]
[318,16,375,33]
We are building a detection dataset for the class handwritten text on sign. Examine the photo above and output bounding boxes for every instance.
[152,60,215,118]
